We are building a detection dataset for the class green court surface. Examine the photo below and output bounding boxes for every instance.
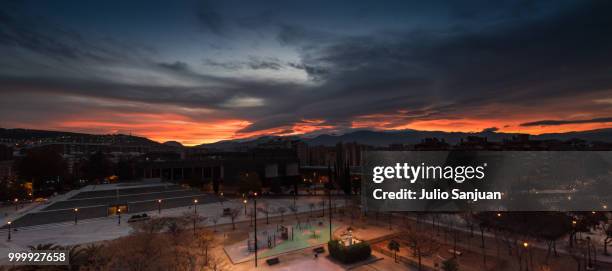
[259,221,338,258]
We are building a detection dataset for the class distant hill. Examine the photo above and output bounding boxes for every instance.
[162,141,184,147]
[0,128,162,146]
[4,127,612,150]
[200,128,612,149]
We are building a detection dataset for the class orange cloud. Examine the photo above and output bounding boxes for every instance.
[53,112,252,146]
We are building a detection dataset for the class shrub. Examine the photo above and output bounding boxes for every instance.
[328,240,371,264]
[442,258,459,271]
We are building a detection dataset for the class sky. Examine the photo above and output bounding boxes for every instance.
[1,0,612,145]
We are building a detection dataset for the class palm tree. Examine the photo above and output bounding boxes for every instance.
[442,258,459,271]
[28,243,60,250]
[65,245,86,271]
[388,240,400,263]
[82,244,105,268]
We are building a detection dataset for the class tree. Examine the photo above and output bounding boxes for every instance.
[278,206,287,223]
[405,229,440,271]
[288,205,300,228]
[28,243,61,250]
[182,212,207,236]
[211,214,220,232]
[115,158,136,180]
[604,222,612,255]
[212,178,220,194]
[82,244,106,269]
[442,258,459,271]
[238,171,262,194]
[194,230,214,268]
[258,201,270,224]
[66,245,86,271]
[229,207,241,230]
[81,151,113,184]
[319,200,326,217]
[17,148,67,195]
[309,202,315,217]
[387,240,400,263]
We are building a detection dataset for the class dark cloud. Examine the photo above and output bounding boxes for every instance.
[204,57,295,71]
[481,127,499,133]
[196,2,228,36]
[520,118,612,127]
[232,0,612,133]
[2,1,612,142]
[158,61,190,72]
[246,57,282,70]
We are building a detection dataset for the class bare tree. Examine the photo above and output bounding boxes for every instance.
[288,205,300,228]
[276,207,287,223]
[404,229,440,271]
[318,200,325,217]
[133,217,170,234]
[229,207,241,230]
[309,202,315,217]
[258,200,270,224]
[604,222,612,255]
[182,212,207,236]
[211,214,220,232]
[194,230,215,268]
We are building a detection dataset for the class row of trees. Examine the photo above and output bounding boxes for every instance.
[6,149,138,199]
[5,215,220,271]
[471,211,610,270]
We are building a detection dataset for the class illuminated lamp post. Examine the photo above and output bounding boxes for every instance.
[193,199,199,235]
[7,221,11,241]
[243,199,248,215]
[523,242,533,271]
[253,192,258,268]
[157,199,162,214]
[74,208,79,225]
[117,208,121,225]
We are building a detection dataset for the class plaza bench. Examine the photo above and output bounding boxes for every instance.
[266,258,280,266]
[313,247,325,254]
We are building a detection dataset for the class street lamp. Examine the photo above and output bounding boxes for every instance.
[193,199,199,235]
[243,199,248,215]
[253,192,258,268]
[117,208,121,225]
[74,208,79,225]
[7,221,11,241]
[157,199,162,214]
[523,242,532,271]
[586,236,593,269]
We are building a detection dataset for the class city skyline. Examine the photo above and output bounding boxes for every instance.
[2,0,612,145]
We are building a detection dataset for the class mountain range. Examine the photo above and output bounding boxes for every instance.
[199,128,612,149]
[2,127,612,149]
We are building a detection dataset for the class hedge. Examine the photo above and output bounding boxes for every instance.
[328,240,371,264]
